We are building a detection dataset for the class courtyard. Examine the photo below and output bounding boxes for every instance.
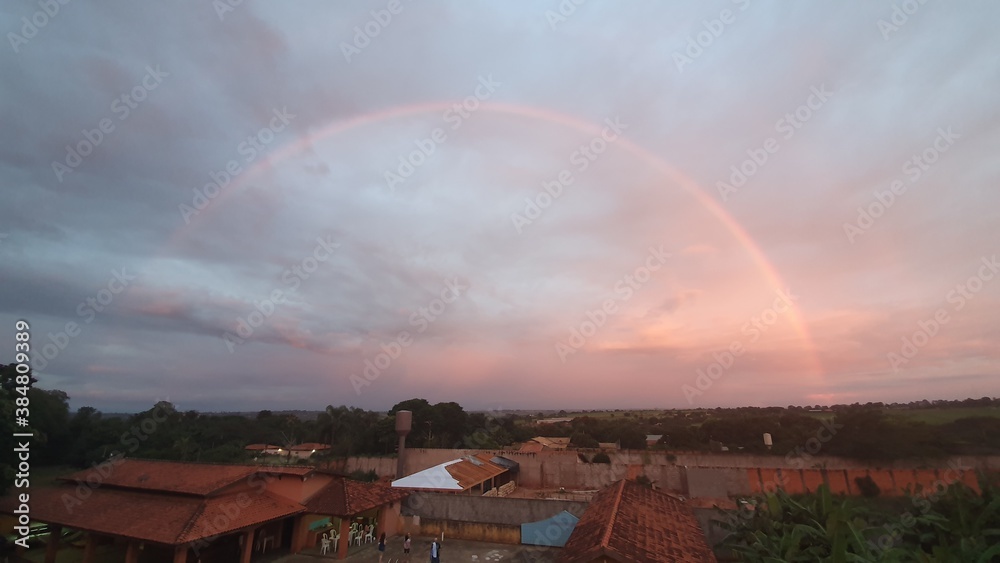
[275,537,560,562]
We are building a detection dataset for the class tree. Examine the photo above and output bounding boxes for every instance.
[570,432,599,449]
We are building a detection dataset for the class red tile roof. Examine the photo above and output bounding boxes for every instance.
[289,443,331,451]
[559,480,717,563]
[245,443,281,451]
[60,459,315,496]
[445,454,509,490]
[304,476,408,517]
[62,459,257,496]
[0,486,303,546]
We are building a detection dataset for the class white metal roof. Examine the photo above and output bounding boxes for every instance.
[390,459,464,490]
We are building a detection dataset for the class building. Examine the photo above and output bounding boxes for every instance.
[519,436,572,452]
[244,443,282,456]
[0,459,407,562]
[288,442,331,459]
[646,434,664,447]
[244,443,331,459]
[391,453,517,495]
[558,479,716,562]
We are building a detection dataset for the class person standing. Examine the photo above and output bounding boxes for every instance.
[403,533,412,561]
[430,538,441,563]
[377,532,386,563]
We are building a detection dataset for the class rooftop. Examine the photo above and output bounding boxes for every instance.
[391,453,512,491]
[559,479,716,563]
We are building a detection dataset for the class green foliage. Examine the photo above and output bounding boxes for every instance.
[719,476,1000,562]
[592,452,611,464]
[569,432,599,449]
[855,475,881,498]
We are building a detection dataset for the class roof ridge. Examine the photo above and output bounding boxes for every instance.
[177,498,210,545]
[600,479,627,550]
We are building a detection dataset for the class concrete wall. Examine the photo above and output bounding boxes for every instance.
[403,492,587,526]
[419,518,521,545]
[687,468,753,498]
[340,449,1000,499]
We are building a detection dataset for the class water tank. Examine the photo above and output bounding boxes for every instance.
[763,433,773,447]
[396,410,412,435]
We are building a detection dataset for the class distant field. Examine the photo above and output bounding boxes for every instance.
[885,406,1000,425]
[551,406,1000,426]
[559,410,667,419]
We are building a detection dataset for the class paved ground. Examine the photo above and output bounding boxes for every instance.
[273,537,560,562]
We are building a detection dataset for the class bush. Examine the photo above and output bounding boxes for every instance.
[349,469,378,482]
[592,452,611,464]
[854,475,881,498]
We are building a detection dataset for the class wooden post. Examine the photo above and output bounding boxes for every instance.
[173,545,189,563]
[290,516,308,554]
[44,524,62,563]
[337,517,351,559]
[240,530,254,563]
[81,534,98,563]
[124,541,140,563]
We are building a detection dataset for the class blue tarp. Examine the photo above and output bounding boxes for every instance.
[520,510,579,547]
[308,517,331,531]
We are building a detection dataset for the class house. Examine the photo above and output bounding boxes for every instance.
[289,442,331,459]
[391,453,517,495]
[244,443,331,459]
[519,436,572,452]
[244,443,282,456]
[558,479,717,562]
[597,442,620,451]
[646,434,664,447]
[0,459,407,562]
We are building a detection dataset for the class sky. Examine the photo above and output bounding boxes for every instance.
[1,1,998,413]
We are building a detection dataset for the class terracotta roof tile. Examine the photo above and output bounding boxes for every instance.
[559,479,716,563]
[179,491,304,544]
[0,485,302,546]
[445,454,508,490]
[304,476,408,517]
[62,459,257,496]
[245,444,281,450]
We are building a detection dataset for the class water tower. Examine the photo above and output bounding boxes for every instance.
[395,410,412,479]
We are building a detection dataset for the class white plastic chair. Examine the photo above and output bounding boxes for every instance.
[320,537,331,555]
[331,532,339,553]
[365,527,374,543]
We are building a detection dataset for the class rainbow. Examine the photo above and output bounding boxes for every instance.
[169,101,823,380]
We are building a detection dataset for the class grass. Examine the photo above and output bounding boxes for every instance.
[885,406,1000,425]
